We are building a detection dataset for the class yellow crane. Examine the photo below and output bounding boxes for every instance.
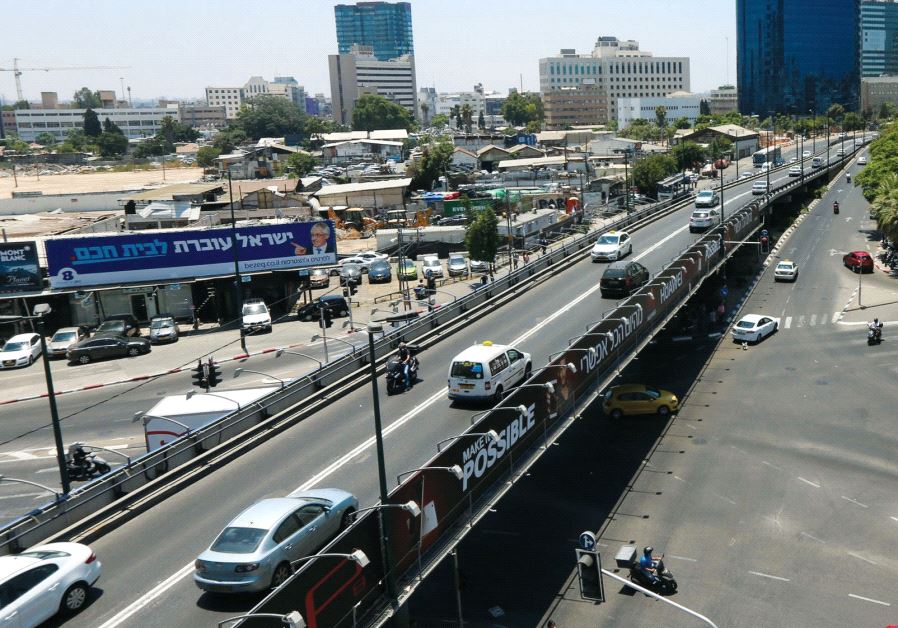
[0,58,130,102]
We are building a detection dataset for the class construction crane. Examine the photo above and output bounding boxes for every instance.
[0,58,131,102]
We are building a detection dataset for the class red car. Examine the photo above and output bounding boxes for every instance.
[843,251,874,273]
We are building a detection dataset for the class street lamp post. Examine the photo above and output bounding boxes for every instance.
[810,109,816,154]
[234,367,286,389]
[766,113,774,194]
[623,149,631,214]
[226,168,247,354]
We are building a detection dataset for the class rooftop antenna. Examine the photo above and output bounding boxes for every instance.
[725,37,729,85]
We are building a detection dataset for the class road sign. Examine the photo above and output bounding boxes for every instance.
[720,286,729,299]
[579,530,596,551]
[298,269,310,276]
[241,275,252,283]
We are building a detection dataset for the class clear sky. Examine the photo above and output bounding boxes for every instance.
[2,0,736,104]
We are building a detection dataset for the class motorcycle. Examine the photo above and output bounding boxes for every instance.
[846,173,851,184]
[386,348,420,395]
[833,201,840,214]
[867,324,883,346]
[617,544,678,595]
[65,443,111,480]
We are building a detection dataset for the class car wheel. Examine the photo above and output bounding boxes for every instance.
[493,384,503,403]
[60,582,90,614]
[657,405,670,417]
[524,363,532,379]
[773,322,779,332]
[340,507,356,531]
[270,562,293,589]
[610,408,623,419]
[78,354,91,365]
[127,347,140,357]
[755,333,762,343]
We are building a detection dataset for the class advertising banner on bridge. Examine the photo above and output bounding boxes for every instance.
[46,221,337,289]
[0,242,41,294]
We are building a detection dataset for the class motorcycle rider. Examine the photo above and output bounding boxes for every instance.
[868,318,883,339]
[833,200,840,213]
[847,173,851,183]
[398,341,412,390]
[640,546,661,584]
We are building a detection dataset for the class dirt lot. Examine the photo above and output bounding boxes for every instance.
[0,166,203,199]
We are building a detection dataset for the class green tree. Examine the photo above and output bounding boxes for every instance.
[1,135,32,153]
[655,106,667,131]
[96,130,129,157]
[431,113,450,127]
[478,110,485,129]
[524,120,541,134]
[878,102,898,120]
[196,146,221,167]
[408,137,454,190]
[708,136,733,160]
[842,112,864,132]
[83,108,102,137]
[699,99,711,116]
[103,118,124,136]
[827,103,845,126]
[631,153,677,197]
[465,206,500,275]
[673,117,691,130]
[12,100,30,110]
[500,92,543,127]
[237,96,307,139]
[285,152,318,177]
[351,94,414,132]
[73,87,102,109]
[34,132,58,146]
[60,128,90,152]
[671,141,706,170]
[461,104,473,133]
[212,126,247,154]
[619,118,659,141]
[134,135,173,158]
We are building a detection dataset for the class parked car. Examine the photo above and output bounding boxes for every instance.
[308,268,330,289]
[95,314,141,337]
[0,542,101,625]
[67,335,151,364]
[241,299,272,335]
[368,259,392,283]
[296,295,350,322]
[397,259,418,280]
[600,261,649,298]
[47,327,89,358]
[339,263,364,286]
[0,333,42,369]
[602,384,679,418]
[843,250,874,273]
[193,488,358,593]
[447,254,468,277]
[148,316,179,344]
[469,259,491,274]
[731,314,780,344]
[422,256,444,279]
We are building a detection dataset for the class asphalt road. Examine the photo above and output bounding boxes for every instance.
[406,150,897,627]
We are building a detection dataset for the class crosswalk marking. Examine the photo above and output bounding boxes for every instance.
[778,312,862,331]
[785,316,793,329]
[798,315,806,327]
[832,312,840,324]
[810,314,817,326]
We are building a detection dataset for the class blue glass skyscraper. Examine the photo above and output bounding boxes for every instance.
[737,0,860,115]
[335,2,414,61]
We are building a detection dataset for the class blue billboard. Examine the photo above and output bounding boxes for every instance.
[0,242,42,294]
[46,222,337,289]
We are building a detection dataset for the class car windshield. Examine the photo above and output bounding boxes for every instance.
[777,263,793,270]
[596,234,620,245]
[736,320,756,329]
[243,303,267,315]
[603,268,626,278]
[697,192,713,198]
[210,526,267,554]
[2,342,26,352]
[52,331,77,342]
[449,256,464,264]
[151,319,173,329]
[693,212,708,218]
[370,261,388,270]
[451,361,484,379]
[98,321,124,330]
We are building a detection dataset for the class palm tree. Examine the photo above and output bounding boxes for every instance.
[872,172,898,241]
[461,104,473,133]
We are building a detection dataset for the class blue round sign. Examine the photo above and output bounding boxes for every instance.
[579,531,596,551]
[720,286,729,299]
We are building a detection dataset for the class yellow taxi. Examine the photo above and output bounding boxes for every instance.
[601,384,679,418]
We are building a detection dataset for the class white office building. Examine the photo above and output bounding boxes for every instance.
[205,87,245,119]
[329,45,417,125]
[617,92,702,128]
[13,107,178,141]
[539,36,690,122]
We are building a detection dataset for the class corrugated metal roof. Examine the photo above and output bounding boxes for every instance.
[313,178,412,196]
[122,183,224,202]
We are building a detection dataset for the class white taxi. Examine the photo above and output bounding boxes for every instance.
[774,260,798,282]
[590,230,633,262]
[731,314,780,344]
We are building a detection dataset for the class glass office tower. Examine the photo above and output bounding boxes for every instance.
[335,2,414,62]
[861,0,898,77]
[737,0,860,115]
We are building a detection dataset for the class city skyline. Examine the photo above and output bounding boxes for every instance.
[3,0,736,105]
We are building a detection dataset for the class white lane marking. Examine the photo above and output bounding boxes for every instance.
[831,312,840,324]
[841,495,869,509]
[848,593,891,607]
[847,552,878,565]
[809,314,817,326]
[761,460,782,471]
[891,516,898,523]
[839,318,898,326]
[97,563,195,628]
[820,313,828,325]
[797,315,806,328]
[798,477,821,488]
[748,570,790,582]
[97,246,626,625]
[799,531,826,544]
[0,492,46,501]
[668,554,697,562]
[712,492,736,505]
[784,316,792,329]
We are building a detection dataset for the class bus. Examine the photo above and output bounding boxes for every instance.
[752,146,782,168]
[656,173,691,202]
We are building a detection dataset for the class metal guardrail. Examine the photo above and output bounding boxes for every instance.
[0,148,861,554]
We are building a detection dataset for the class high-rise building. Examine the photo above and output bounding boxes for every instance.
[737,0,859,116]
[329,45,417,125]
[708,85,739,114]
[539,37,690,123]
[861,0,898,77]
[335,2,414,61]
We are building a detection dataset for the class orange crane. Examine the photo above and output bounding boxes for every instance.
[0,58,130,102]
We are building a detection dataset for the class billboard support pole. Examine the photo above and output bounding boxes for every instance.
[228,168,247,354]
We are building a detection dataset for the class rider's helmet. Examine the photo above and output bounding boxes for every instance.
[874,318,879,325]
[399,341,407,348]
[643,546,653,556]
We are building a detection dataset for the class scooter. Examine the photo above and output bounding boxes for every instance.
[846,173,852,184]
[617,544,678,595]
[867,324,883,346]
[833,201,840,214]
[65,443,111,480]
[386,350,420,395]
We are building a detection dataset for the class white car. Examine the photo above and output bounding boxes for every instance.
[788,166,802,177]
[802,150,812,158]
[0,542,101,625]
[422,256,444,278]
[751,180,769,195]
[689,209,721,233]
[739,171,754,180]
[241,300,272,335]
[694,190,720,208]
[788,157,798,164]
[354,251,389,264]
[731,314,780,344]
[858,156,867,165]
[774,260,799,282]
[0,333,42,369]
[590,230,633,262]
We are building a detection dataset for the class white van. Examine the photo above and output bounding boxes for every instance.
[447,341,532,403]
[241,299,272,334]
[811,157,824,168]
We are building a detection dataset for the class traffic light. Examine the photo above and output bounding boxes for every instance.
[575,549,604,601]
[207,360,222,388]
[191,360,208,390]
[320,307,333,329]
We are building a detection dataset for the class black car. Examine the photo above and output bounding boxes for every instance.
[296,295,350,322]
[95,314,141,337]
[600,260,649,298]
[67,335,151,365]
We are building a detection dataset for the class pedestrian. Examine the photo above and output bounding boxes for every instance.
[717,301,726,321]
[547,621,557,628]
[523,251,530,264]
[540,235,549,256]
[708,306,717,326]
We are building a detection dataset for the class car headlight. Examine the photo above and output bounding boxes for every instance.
[235,563,261,573]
